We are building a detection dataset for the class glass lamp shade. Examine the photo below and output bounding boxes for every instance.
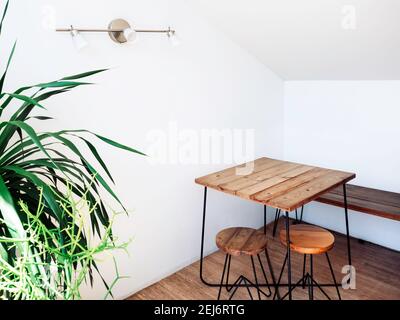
[71,29,88,51]
[123,27,137,43]
[168,32,180,47]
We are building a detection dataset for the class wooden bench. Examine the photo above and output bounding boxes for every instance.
[316,184,400,221]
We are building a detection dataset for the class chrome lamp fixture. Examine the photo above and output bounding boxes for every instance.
[69,27,89,50]
[56,18,178,48]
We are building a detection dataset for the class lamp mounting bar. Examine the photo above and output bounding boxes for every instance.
[56,19,176,44]
[55,27,175,34]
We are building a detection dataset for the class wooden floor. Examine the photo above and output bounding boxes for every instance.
[129,219,400,300]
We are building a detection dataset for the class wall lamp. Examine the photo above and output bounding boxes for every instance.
[56,18,178,50]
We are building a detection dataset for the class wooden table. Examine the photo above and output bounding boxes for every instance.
[195,157,356,300]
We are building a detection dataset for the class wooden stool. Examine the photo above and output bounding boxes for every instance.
[215,227,278,300]
[276,224,341,300]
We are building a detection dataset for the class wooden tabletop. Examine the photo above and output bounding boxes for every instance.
[195,157,356,212]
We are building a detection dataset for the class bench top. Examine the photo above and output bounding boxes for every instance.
[316,184,400,221]
[195,157,355,212]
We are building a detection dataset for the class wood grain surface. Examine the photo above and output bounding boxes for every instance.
[216,227,268,256]
[279,224,335,254]
[195,157,355,211]
[316,184,400,221]
[130,219,400,300]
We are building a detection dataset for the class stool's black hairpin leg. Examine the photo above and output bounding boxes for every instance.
[250,256,262,300]
[302,254,307,289]
[218,256,258,300]
[307,274,313,300]
[279,275,308,300]
[263,249,280,299]
[226,275,245,300]
[310,278,331,300]
[326,252,342,300]
[225,255,233,291]
[243,278,254,300]
[227,276,254,300]
[217,254,229,300]
[257,253,273,298]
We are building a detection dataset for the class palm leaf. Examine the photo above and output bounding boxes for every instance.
[0,40,16,94]
[0,175,25,238]
[61,69,108,80]
[0,2,140,299]
[0,0,9,36]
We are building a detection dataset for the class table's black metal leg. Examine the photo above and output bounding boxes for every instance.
[343,184,352,269]
[285,211,292,300]
[310,254,314,300]
[272,209,278,236]
[299,205,304,223]
[200,186,209,285]
[263,205,267,234]
[272,209,281,237]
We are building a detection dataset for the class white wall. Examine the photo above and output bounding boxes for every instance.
[1,0,284,298]
[284,81,400,251]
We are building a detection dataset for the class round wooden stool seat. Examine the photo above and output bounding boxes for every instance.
[216,227,268,256]
[279,224,335,255]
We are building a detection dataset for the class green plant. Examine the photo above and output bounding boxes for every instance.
[0,186,129,300]
[0,1,144,299]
